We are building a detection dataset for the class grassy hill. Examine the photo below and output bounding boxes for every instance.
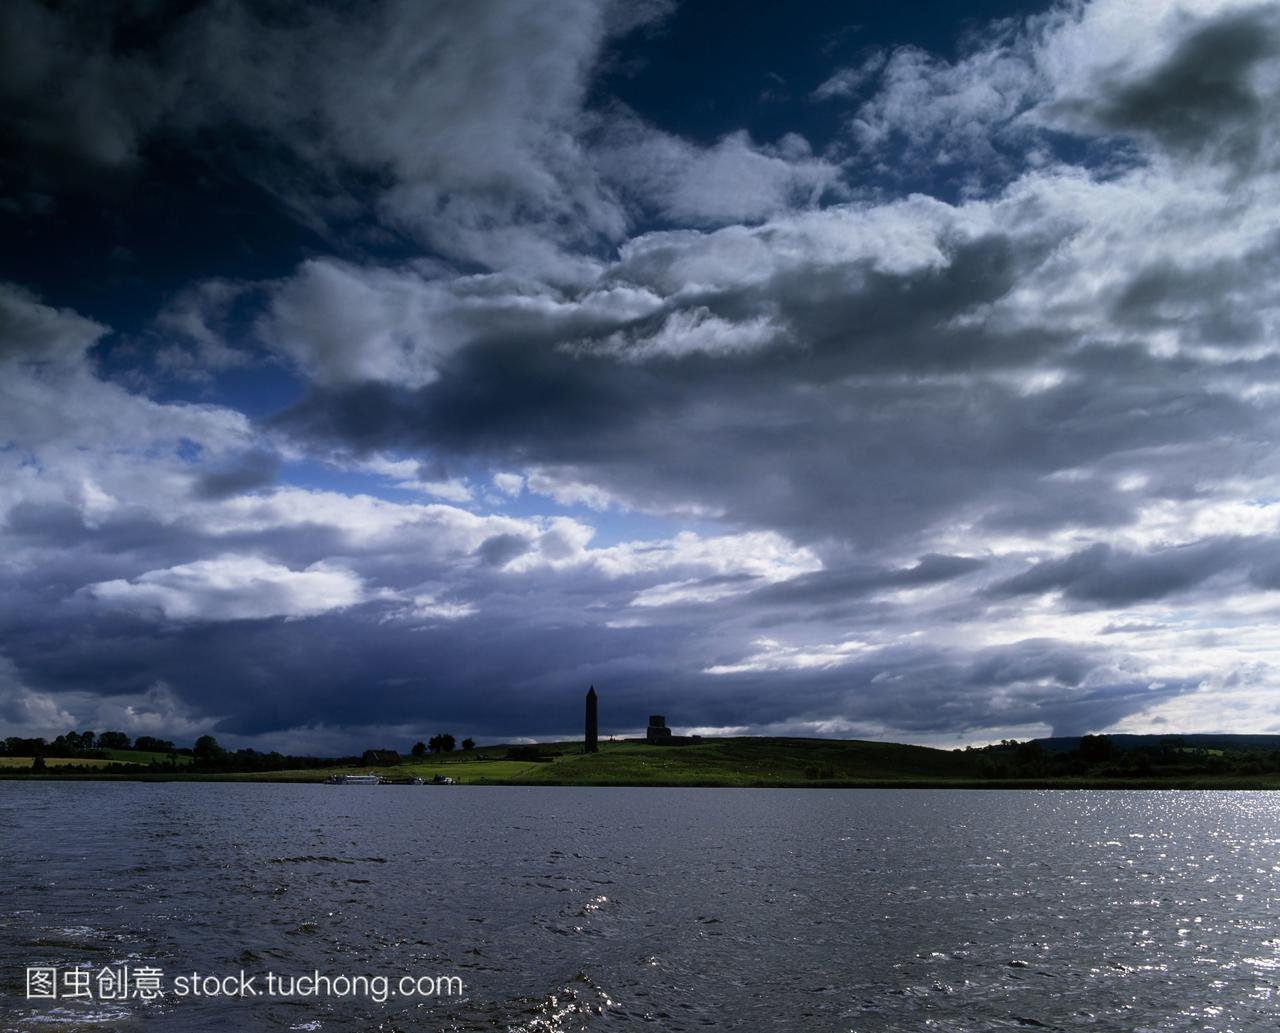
[509,738,978,787]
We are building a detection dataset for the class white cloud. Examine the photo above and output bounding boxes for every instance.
[704,636,872,675]
[387,594,478,623]
[492,472,526,497]
[571,306,785,362]
[0,285,256,534]
[586,529,823,581]
[262,260,457,388]
[846,38,1042,175]
[630,578,747,608]
[87,681,218,738]
[524,470,619,511]
[86,555,366,621]
[596,120,843,225]
[336,452,474,502]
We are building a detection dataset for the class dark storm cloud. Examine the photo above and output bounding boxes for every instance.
[0,588,1179,742]
[475,533,534,568]
[1109,229,1280,345]
[991,538,1252,606]
[273,297,1264,550]
[0,0,748,277]
[1051,5,1280,170]
[192,449,280,500]
[693,638,1197,740]
[750,554,986,606]
[0,1,179,174]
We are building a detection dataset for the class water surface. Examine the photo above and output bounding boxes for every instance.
[2,784,1278,1031]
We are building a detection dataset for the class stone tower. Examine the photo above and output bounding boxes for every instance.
[585,686,598,753]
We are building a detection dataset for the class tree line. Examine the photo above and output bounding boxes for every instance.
[3,728,487,774]
[410,734,475,756]
[964,734,1280,779]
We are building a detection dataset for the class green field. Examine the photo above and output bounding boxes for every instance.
[102,749,193,766]
[8,737,1280,788]
[221,757,546,783]
[0,756,132,769]
[1,749,192,770]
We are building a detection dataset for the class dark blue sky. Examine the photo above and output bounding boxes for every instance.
[1,0,1278,754]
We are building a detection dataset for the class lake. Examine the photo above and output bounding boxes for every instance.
[2,784,1278,1031]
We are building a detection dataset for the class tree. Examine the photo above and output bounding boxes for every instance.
[31,756,45,772]
[6,737,45,755]
[1078,734,1114,763]
[98,731,131,750]
[428,733,456,754]
[60,730,94,753]
[461,738,475,751]
[411,741,426,757]
[194,735,225,761]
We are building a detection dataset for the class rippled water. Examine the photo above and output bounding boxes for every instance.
[2,785,1280,1031]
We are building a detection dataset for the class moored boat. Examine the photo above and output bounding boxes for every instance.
[326,773,382,784]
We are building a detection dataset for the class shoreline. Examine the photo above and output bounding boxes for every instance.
[5,771,1280,790]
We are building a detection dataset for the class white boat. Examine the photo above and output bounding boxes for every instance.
[326,773,382,784]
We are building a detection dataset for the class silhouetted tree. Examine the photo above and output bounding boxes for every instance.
[462,738,475,750]
[57,730,95,753]
[411,741,426,757]
[5,737,45,755]
[98,731,131,750]
[1078,734,1114,763]
[428,733,456,754]
[194,735,225,761]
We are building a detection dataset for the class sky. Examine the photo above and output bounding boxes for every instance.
[3,0,1280,754]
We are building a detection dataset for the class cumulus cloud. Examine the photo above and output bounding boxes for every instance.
[819,0,1280,190]
[261,260,458,388]
[595,120,844,226]
[0,281,106,366]
[1034,0,1280,171]
[0,655,77,736]
[86,555,367,622]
